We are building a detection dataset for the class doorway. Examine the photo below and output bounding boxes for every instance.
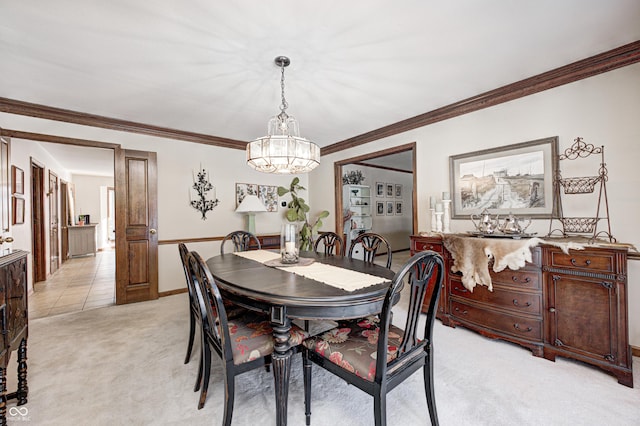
[31,159,46,283]
[334,143,417,250]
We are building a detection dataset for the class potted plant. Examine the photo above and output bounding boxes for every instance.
[278,177,330,252]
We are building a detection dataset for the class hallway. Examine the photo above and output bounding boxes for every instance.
[29,249,115,319]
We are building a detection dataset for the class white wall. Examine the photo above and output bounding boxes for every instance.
[310,63,640,346]
[72,174,114,249]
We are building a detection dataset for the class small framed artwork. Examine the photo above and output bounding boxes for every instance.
[376,201,385,215]
[376,182,385,197]
[386,184,394,197]
[395,184,402,198]
[395,201,403,215]
[12,197,24,225]
[386,201,394,216]
[11,166,24,195]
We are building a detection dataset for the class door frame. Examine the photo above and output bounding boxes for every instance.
[48,170,60,274]
[31,158,46,282]
[334,142,417,243]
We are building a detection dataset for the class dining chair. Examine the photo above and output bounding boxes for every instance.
[220,230,261,254]
[178,243,200,367]
[348,232,392,269]
[188,250,309,421]
[313,231,344,256]
[302,250,445,426]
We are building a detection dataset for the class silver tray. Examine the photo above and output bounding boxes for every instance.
[467,231,537,239]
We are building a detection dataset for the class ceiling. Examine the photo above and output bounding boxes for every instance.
[2,1,640,175]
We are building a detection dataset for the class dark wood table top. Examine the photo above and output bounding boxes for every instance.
[206,251,396,320]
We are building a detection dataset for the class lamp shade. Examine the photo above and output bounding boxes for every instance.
[235,195,267,213]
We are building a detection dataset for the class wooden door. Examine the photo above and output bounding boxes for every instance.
[60,181,69,262]
[31,160,46,282]
[49,171,59,274]
[115,149,158,304]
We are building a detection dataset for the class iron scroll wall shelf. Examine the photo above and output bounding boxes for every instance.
[548,137,614,242]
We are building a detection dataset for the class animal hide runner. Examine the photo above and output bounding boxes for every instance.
[442,235,584,292]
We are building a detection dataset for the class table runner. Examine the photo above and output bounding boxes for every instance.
[233,250,391,292]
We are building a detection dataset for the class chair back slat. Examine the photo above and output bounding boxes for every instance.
[314,231,344,256]
[348,232,392,269]
[221,230,261,254]
[375,250,444,382]
[188,251,233,358]
[179,243,199,314]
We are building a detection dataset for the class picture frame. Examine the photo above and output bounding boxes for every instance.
[395,184,403,198]
[449,136,559,219]
[376,201,385,216]
[386,183,394,197]
[375,182,385,197]
[12,197,24,225]
[11,165,24,195]
[386,201,394,216]
[395,201,403,215]
[235,183,278,212]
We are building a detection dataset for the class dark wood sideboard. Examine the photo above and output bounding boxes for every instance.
[0,250,29,423]
[411,234,633,387]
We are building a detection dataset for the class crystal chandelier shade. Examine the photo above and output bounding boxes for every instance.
[247,56,320,174]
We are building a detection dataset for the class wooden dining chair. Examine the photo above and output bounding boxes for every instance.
[348,232,392,269]
[220,230,261,254]
[313,231,344,256]
[302,250,445,426]
[178,243,201,367]
[188,251,309,422]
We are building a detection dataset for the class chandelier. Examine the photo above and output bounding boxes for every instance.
[247,56,320,174]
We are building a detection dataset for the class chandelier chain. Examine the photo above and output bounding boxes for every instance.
[279,63,288,113]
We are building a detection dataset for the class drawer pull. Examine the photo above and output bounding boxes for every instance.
[454,307,468,315]
[512,299,531,308]
[513,323,533,332]
[453,286,468,293]
[570,258,591,267]
[512,276,531,283]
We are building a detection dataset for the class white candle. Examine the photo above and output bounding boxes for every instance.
[442,191,450,200]
[435,203,443,212]
[285,241,296,253]
[430,196,436,209]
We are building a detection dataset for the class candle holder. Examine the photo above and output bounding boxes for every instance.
[442,200,452,233]
[430,208,436,232]
[435,212,444,233]
[190,168,219,220]
[281,222,300,264]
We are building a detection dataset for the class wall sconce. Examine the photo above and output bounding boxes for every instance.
[190,168,219,220]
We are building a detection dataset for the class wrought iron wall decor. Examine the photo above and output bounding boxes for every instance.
[190,168,219,220]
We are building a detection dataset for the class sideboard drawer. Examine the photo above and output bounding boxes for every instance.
[450,300,543,341]
[450,277,542,315]
[411,239,443,254]
[548,249,616,274]
[489,269,541,290]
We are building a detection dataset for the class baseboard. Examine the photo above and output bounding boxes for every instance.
[159,288,187,297]
[632,345,640,358]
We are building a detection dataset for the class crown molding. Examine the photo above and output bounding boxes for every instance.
[322,40,640,155]
[0,97,248,150]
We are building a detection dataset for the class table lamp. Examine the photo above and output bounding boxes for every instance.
[235,194,267,234]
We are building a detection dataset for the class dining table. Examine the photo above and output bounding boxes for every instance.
[206,250,396,426]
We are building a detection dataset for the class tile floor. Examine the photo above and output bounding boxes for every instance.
[29,249,115,319]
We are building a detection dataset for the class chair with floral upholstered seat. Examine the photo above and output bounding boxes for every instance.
[179,243,201,367]
[313,231,344,256]
[348,232,392,269]
[302,250,445,426]
[188,251,308,421]
[220,230,261,254]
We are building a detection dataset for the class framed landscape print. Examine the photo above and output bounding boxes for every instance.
[449,137,559,218]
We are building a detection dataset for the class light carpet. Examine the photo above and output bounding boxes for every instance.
[6,292,639,425]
